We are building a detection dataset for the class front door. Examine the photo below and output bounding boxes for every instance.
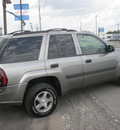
[76,34,117,86]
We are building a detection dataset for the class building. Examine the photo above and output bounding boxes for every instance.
[99,33,112,41]
[99,33,120,41]
[112,34,120,41]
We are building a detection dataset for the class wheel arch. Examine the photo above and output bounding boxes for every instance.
[23,76,62,102]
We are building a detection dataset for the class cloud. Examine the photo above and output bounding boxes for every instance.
[1,0,120,34]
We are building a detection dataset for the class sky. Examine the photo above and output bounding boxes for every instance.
[0,0,120,34]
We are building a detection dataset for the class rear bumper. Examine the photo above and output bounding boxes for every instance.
[0,83,27,105]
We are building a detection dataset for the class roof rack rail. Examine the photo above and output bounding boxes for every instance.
[47,28,67,31]
[47,28,76,32]
[9,28,77,36]
[67,29,76,32]
[8,30,31,35]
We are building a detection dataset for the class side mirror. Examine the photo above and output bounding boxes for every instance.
[106,45,115,52]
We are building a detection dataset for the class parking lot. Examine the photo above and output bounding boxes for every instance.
[0,41,120,130]
[0,82,120,130]
[106,41,120,48]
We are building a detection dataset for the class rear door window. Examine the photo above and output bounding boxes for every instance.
[1,36,43,63]
[48,34,76,59]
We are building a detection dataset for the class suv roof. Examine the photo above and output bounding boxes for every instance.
[8,28,77,36]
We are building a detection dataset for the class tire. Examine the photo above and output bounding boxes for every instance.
[24,83,58,117]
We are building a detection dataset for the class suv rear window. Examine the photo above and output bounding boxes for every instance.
[0,38,8,50]
[1,36,43,63]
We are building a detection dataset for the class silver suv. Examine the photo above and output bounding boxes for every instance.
[0,29,120,117]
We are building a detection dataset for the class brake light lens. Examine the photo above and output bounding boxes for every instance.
[0,69,8,87]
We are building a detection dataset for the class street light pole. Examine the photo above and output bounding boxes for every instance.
[20,0,23,32]
[95,15,97,35]
[38,0,41,31]
[2,0,11,35]
[3,0,7,35]
[118,23,119,41]
[80,21,82,31]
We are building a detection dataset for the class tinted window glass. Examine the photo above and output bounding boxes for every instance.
[1,36,43,63]
[48,34,76,59]
[77,34,107,55]
[0,38,8,50]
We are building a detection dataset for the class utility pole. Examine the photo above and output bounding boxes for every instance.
[30,23,33,31]
[38,0,41,31]
[80,22,82,31]
[118,23,119,41]
[20,0,23,32]
[2,0,11,35]
[115,21,116,32]
[3,0,7,35]
[95,15,97,35]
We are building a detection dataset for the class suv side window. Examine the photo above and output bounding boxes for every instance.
[1,36,43,63]
[48,34,76,59]
[77,34,107,55]
[0,38,8,49]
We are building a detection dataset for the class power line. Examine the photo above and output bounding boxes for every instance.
[105,24,116,30]
[41,0,48,16]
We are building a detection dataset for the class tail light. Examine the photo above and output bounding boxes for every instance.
[0,69,8,87]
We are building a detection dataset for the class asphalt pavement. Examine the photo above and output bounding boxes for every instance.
[0,82,120,130]
[106,41,120,48]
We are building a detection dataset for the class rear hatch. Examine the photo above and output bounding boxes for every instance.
[0,36,11,55]
[0,36,11,89]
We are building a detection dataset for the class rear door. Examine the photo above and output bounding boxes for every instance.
[45,32,84,94]
[76,34,117,86]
